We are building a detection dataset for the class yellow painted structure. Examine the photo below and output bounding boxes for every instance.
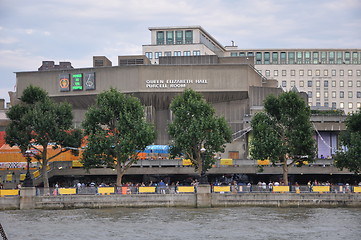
[6,174,12,181]
[20,174,26,181]
[273,186,290,192]
[182,159,192,166]
[354,186,361,193]
[220,159,233,165]
[312,186,330,193]
[213,186,231,192]
[138,186,156,193]
[257,160,270,165]
[0,189,19,196]
[177,186,194,193]
[72,160,83,167]
[98,187,114,195]
[58,188,77,195]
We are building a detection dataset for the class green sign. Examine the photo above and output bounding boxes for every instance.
[72,73,83,90]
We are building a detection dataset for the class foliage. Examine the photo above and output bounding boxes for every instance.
[5,85,82,188]
[82,88,155,186]
[168,89,232,176]
[250,91,316,184]
[335,107,361,173]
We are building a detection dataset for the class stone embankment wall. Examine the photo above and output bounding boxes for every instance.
[2,191,361,210]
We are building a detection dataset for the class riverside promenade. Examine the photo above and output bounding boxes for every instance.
[1,185,361,210]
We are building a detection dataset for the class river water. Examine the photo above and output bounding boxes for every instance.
[1,207,361,240]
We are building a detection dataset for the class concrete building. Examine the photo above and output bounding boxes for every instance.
[142,26,361,114]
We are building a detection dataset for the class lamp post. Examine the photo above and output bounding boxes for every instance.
[23,150,33,187]
[199,146,208,184]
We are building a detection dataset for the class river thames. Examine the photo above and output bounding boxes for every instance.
[2,207,361,240]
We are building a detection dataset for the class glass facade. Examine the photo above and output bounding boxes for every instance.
[185,30,193,44]
[156,31,165,45]
[176,31,183,44]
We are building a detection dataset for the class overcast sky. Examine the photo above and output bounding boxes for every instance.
[1,0,360,103]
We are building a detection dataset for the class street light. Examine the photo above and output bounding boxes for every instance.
[23,150,33,187]
[199,146,208,184]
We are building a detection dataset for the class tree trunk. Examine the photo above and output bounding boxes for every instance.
[282,157,289,186]
[42,146,50,189]
[116,162,124,187]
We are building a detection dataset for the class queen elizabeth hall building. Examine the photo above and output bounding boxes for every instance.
[15,55,281,159]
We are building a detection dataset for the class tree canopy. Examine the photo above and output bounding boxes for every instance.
[250,91,316,185]
[82,88,155,186]
[5,85,82,188]
[335,108,361,173]
[168,89,232,180]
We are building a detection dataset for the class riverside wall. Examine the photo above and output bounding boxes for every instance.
[2,192,361,210]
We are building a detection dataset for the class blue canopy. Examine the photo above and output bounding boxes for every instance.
[144,145,169,154]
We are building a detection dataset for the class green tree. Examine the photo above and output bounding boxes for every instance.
[5,85,82,188]
[250,91,316,185]
[82,88,155,186]
[335,108,361,173]
[168,89,232,182]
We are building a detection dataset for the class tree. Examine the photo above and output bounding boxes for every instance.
[5,85,82,188]
[168,89,232,182]
[335,108,361,173]
[250,91,316,185]
[82,88,155,186]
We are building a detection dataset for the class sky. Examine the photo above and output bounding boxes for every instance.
[1,0,360,103]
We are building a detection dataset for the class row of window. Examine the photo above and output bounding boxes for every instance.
[304,91,361,99]
[263,69,361,77]
[232,51,361,64]
[281,80,361,88]
[145,50,201,59]
[156,30,193,45]
[310,102,361,109]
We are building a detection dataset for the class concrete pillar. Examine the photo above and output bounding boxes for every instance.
[20,187,36,210]
[196,185,211,208]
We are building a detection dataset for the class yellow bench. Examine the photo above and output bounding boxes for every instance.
[177,186,194,193]
[58,188,77,195]
[138,186,156,193]
[312,186,330,193]
[98,187,115,195]
[213,186,231,193]
[273,186,290,192]
[0,189,19,197]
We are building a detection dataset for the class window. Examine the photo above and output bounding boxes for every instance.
[231,52,238,56]
[247,52,254,56]
[324,80,328,87]
[357,102,361,108]
[357,81,361,87]
[299,81,304,87]
[183,51,191,56]
[308,70,312,76]
[331,69,336,76]
[164,51,171,56]
[239,52,246,56]
[324,91,329,98]
[156,31,165,45]
[332,80,336,87]
[316,80,320,87]
[357,92,361,98]
[274,70,278,76]
[337,52,343,64]
[155,52,162,59]
[280,52,286,64]
[265,70,270,77]
[352,52,359,64]
[176,31,183,44]
[193,50,200,56]
[340,91,344,98]
[340,70,344,76]
[291,70,295,76]
[305,52,311,64]
[348,91,353,98]
[348,102,353,109]
[308,91,312,98]
[307,80,312,87]
[145,52,153,59]
[313,52,319,64]
[282,70,286,76]
[340,80,344,87]
[348,80,353,87]
[332,102,337,109]
[272,52,278,64]
[166,31,174,44]
[329,51,335,64]
[264,52,270,64]
[340,102,344,109]
[324,69,328,76]
[297,52,303,64]
[324,102,329,107]
[185,30,193,44]
[291,81,295,87]
[316,91,320,98]
[256,52,262,64]
[348,70,353,76]
[316,102,321,106]
[357,70,361,76]
[332,91,336,98]
[316,69,320,76]
[288,52,295,64]
[282,81,287,87]
[345,52,351,64]
[299,70,304,76]
[174,51,181,56]
[321,52,327,64]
